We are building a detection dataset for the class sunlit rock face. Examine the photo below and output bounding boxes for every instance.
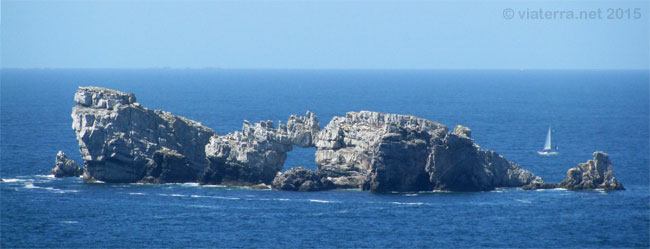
[315,111,540,192]
[71,87,216,183]
[559,151,624,191]
[200,112,320,186]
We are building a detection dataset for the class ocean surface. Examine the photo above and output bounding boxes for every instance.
[1,69,648,248]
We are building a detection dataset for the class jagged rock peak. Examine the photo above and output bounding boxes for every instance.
[315,111,539,192]
[559,151,624,191]
[344,111,446,131]
[452,125,471,139]
[201,112,320,186]
[72,86,216,183]
[74,86,136,109]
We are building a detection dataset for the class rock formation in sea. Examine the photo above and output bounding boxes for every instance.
[52,151,84,177]
[271,167,335,191]
[72,87,216,183]
[200,112,320,186]
[67,87,573,193]
[315,111,541,192]
[558,151,624,191]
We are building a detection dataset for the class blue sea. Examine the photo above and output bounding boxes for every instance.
[1,69,648,248]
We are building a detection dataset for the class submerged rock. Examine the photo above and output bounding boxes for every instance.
[272,167,335,191]
[71,87,216,183]
[52,151,84,177]
[316,111,540,192]
[200,112,320,186]
[559,151,624,191]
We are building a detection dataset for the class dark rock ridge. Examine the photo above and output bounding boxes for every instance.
[271,167,335,191]
[52,151,84,177]
[200,112,320,186]
[315,111,542,192]
[72,87,216,183]
[138,149,197,184]
[559,151,624,191]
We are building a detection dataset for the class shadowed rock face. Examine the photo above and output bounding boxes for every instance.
[559,151,624,191]
[138,149,198,184]
[200,112,320,186]
[72,87,216,183]
[271,167,335,191]
[316,111,541,192]
[52,151,84,178]
[428,128,541,191]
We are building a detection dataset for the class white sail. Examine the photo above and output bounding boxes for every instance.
[543,126,552,151]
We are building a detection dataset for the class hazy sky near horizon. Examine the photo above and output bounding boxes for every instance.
[2,1,648,69]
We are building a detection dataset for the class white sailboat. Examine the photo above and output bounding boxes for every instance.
[537,126,558,156]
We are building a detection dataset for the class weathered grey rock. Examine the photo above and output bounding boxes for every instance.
[559,151,624,191]
[427,131,542,191]
[250,183,272,190]
[68,87,548,192]
[52,151,84,177]
[200,112,320,186]
[272,167,334,191]
[138,149,197,184]
[521,181,558,190]
[316,111,540,192]
[315,111,447,189]
[72,87,216,183]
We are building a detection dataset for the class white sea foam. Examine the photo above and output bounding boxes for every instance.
[404,193,418,197]
[35,174,55,179]
[23,182,78,193]
[309,199,339,203]
[274,198,290,201]
[189,204,220,209]
[24,183,38,189]
[189,194,239,200]
[179,183,199,187]
[200,184,226,188]
[214,196,240,200]
[61,221,78,224]
[515,199,532,204]
[2,178,25,183]
[129,192,146,195]
[158,193,186,197]
[535,188,567,192]
[391,202,424,206]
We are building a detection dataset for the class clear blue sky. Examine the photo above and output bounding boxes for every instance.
[1,0,648,69]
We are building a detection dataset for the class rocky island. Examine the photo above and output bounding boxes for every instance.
[57,87,623,192]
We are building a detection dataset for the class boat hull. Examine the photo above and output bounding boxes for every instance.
[537,151,559,156]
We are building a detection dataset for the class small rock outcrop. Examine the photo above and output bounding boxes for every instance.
[200,112,320,186]
[559,151,624,191]
[315,111,541,192]
[72,87,216,183]
[52,151,84,177]
[272,167,335,191]
[521,181,558,190]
